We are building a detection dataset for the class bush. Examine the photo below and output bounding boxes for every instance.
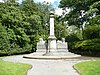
[83,25,100,40]
[0,23,32,56]
[0,23,10,55]
[66,34,80,42]
[69,38,100,56]
[66,28,83,42]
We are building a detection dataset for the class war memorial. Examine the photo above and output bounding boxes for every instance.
[23,11,81,59]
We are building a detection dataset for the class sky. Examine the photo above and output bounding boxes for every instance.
[34,0,63,15]
[0,0,63,15]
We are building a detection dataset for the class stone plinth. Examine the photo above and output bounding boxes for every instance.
[36,38,46,53]
[57,41,68,52]
[57,38,68,53]
[47,36,57,55]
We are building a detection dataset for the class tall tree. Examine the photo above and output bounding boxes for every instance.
[83,1,100,40]
[0,0,32,55]
[0,0,55,55]
[59,0,100,29]
[20,0,54,50]
[85,1,100,26]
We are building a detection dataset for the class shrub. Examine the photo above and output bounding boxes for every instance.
[0,23,10,55]
[83,25,100,40]
[0,23,32,56]
[69,38,100,56]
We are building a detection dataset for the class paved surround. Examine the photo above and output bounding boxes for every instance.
[1,55,100,75]
[23,54,81,59]
[23,52,81,59]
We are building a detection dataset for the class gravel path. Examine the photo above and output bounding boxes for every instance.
[1,55,100,75]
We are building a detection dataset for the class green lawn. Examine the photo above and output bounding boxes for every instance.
[74,60,100,75]
[0,60,31,75]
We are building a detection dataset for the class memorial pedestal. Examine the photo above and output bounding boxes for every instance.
[45,36,57,55]
[23,11,81,59]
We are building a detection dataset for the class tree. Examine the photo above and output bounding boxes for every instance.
[59,0,100,56]
[20,1,53,50]
[55,15,68,39]
[0,23,10,55]
[85,1,100,26]
[0,0,56,55]
[59,0,100,29]
[83,1,100,40]
[0,0,32,55]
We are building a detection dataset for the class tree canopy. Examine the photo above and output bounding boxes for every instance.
[0,0,55,55]
[59,0,100,56]
[0,0,100,56]
[59,0,100,28]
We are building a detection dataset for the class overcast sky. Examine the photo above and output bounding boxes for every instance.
[0,0,63,15]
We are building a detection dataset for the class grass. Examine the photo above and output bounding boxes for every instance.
[0,60,31,75]
[74,60,100,75]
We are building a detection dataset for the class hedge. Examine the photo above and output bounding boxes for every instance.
[69,38,100,56]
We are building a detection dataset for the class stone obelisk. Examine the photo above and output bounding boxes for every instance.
[47,11,57,55]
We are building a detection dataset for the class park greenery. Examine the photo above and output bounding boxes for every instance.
[0,0,100,56]
[59,0,100,56]
[74,60,100,75]
[0,0,53,56]
[0,60,31,75]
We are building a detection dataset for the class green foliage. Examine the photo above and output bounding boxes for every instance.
[0,0,53,56]
[1,0,99,56]
[70,39,100,56]
[55,16,68,39]
[66,33,80,42]
[0,60,31,75]
[86,1,100,17]
[59,0,100,56]
[74,60,100,75]
[74,39,100,50]
[0,23,10,55]
[59,0,100,28]
[65,26,83,42]
[83,25,100,39]
[0,1,32,55]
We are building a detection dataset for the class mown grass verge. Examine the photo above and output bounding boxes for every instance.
[0,60,31,75]
[74,60,100,75]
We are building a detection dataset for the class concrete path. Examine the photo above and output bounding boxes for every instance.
[1,55,100,75]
